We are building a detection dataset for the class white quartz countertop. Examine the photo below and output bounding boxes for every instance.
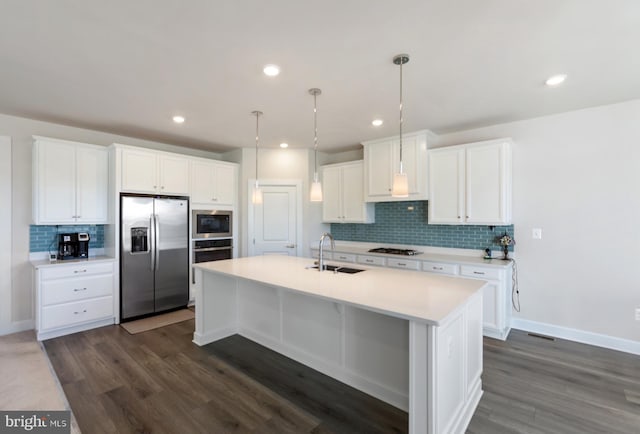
[312,244,512,268]
[31,255,116,269]
[195,256,486,325]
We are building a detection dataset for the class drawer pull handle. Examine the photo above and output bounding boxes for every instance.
[434,267,443,270]
[74,269,87,274]
[366,259,374,263]
[473,271,485,275]
[73,288,87,292]
[73,309,87,315]
[398,263,406,266]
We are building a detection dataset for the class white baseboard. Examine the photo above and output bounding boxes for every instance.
[0,319,35,336]
[511,318,640,356]
[192,326,237,346]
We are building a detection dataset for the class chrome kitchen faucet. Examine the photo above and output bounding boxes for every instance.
[318,232,335,272]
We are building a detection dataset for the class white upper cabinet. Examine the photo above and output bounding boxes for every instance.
[428,138,512,225]
[321,161,374,223]
[158,154,190,195]
[362,130,432,202]
[33,136,108,224]
[190,159,237,206]
[121,148,189,195]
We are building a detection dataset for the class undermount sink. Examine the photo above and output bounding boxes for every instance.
[308,264,365,274]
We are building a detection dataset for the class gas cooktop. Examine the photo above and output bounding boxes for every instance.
[368,247,423,256]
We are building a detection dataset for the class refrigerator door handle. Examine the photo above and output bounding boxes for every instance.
[150,214,156,271]
[154,213,160,270]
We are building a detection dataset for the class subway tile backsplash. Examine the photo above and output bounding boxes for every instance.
[330,201,514,251]
[30,225,105,253]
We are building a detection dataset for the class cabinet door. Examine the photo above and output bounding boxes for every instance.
[121,148,158,193]
[158,154,190,195]
[322,165,342,222]
[481,280,501,333]
[190,160,216,204]
[342,163,366,222]
[428,147,465,224]
[35,140,77,224]
[465,142,508,224]
[76,147,108,223]
[365,141,393,199]
[213,163,236,206]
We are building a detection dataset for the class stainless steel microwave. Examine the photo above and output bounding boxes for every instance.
[192,210,232,239]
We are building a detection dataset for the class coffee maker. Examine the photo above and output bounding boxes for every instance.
[57,232,90,260]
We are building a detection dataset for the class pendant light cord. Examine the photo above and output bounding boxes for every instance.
[313,91,318,180]
[399,59,403,172]
[252,111,262,186]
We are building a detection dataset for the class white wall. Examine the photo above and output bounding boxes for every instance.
[0,113,221,333]
[0,137,12,334]
[225,147,328,257]
[436,99,640,343]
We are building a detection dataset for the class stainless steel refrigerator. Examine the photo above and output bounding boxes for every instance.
[120,194,189,320]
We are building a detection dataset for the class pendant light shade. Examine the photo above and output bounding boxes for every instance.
[251,110,263,205]
[392,170,409,197]
[391,53,410,198]
[309,88,323,202]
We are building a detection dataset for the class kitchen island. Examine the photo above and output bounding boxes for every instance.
[193,255,486,434]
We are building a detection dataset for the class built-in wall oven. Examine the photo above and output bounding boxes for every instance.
[192,210,232,239]
[193,238,233,263]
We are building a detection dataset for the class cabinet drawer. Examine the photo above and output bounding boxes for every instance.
[386,258,420,270]
[42,274,113,306]
[41,262,113,280]
[422,261,459,275]
[41,296,113,330]
[357,255,385,266]
[460,265,501,281]
[332,253,356,263]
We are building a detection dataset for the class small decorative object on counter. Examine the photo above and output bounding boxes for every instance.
[496,233,515,260]
[484,248,492,259]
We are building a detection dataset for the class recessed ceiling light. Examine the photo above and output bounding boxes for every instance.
[280,143,289,149]
[372,119,383,127]
[172,115,185,124]
[263,64,280,77]
[545,74,567,87]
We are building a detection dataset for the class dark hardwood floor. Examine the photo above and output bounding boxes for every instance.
[44,320,640,434]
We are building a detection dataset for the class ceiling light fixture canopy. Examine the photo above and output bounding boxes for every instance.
[309,88,323,202]
[251,110,263,205]
[391,53,410,198]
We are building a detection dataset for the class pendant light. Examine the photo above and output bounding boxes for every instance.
[391,53,410,198]
[251,110,263,204]
[309,88,323,202]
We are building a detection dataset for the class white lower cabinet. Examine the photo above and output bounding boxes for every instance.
[35,260,116,340]
[459,265,511,340]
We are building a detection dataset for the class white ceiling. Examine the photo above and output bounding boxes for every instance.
[1,1,639,152]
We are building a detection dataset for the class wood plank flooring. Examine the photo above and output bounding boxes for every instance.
[43,321,640,434]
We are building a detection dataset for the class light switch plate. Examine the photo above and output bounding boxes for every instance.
[532,228,543,239]
[635,308,640,321]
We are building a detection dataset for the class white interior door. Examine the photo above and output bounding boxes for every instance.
[252,185,298,256]
[0,136,12,334]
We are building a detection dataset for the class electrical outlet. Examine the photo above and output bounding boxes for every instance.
[532,228,543,239]
[635,308,640,321]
